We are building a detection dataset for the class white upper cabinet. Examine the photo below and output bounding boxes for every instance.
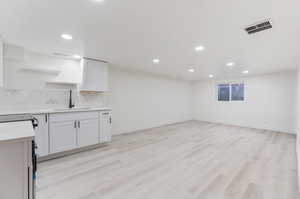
[0,39,3,87]
[80,58,109,92]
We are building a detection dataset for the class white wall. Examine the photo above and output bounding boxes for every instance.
[297,68,300,191]
[1,44,298,138]
[107,68,193,135]
[192,71,297,134]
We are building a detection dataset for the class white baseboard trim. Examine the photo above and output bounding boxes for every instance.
[193,119,295,135]
[113,120,194,136]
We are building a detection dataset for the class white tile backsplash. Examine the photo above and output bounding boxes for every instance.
[0,88,106,112]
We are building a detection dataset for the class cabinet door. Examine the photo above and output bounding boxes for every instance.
[49,121,77,153]
[33,114,49,157]
[77,118,99,147]
[99,111,112,143]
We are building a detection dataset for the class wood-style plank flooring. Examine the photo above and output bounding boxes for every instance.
[36,121,300,199]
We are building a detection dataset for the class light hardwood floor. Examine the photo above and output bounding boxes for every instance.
[37,121,300,199]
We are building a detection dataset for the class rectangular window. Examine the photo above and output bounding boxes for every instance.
[218,84,230,101]
[231,83,244,101]
[217,83,244,101]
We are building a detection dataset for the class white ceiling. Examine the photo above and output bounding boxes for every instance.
[0,0,299,81]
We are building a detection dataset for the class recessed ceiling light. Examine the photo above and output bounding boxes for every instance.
[61,34,73,40]
[73,54,81,59]
[153,59,160,64]
[188,68,195,73]
[226,62,235,67]
[209,74,214,78]
[242,70,249,74]
[195,46,205,52]
[94,0,105,2]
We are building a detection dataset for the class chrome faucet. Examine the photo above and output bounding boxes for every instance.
[69,89,75,109]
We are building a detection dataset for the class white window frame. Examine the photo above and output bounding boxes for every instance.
[216,81,245,102]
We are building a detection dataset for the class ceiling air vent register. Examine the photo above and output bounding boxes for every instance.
[245,19,272,34]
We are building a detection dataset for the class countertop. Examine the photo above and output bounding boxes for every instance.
[0,107,112,116]
[0,121,35,142]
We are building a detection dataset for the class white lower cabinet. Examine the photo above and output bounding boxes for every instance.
[48,111,107,155]
[33,114,49,157]
[50,120,77,153]
[77,118,99,147]
[35,110,112,157]
[99,111,112,143]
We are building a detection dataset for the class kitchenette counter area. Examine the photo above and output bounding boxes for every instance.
[1,107,114,161]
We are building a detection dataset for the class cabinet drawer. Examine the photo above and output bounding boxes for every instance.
[50,111,99,122]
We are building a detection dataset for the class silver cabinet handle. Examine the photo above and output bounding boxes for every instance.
[78,121,80,128]
[102,112,109,115]
[74,121,77,128]
[109,117,112,124]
